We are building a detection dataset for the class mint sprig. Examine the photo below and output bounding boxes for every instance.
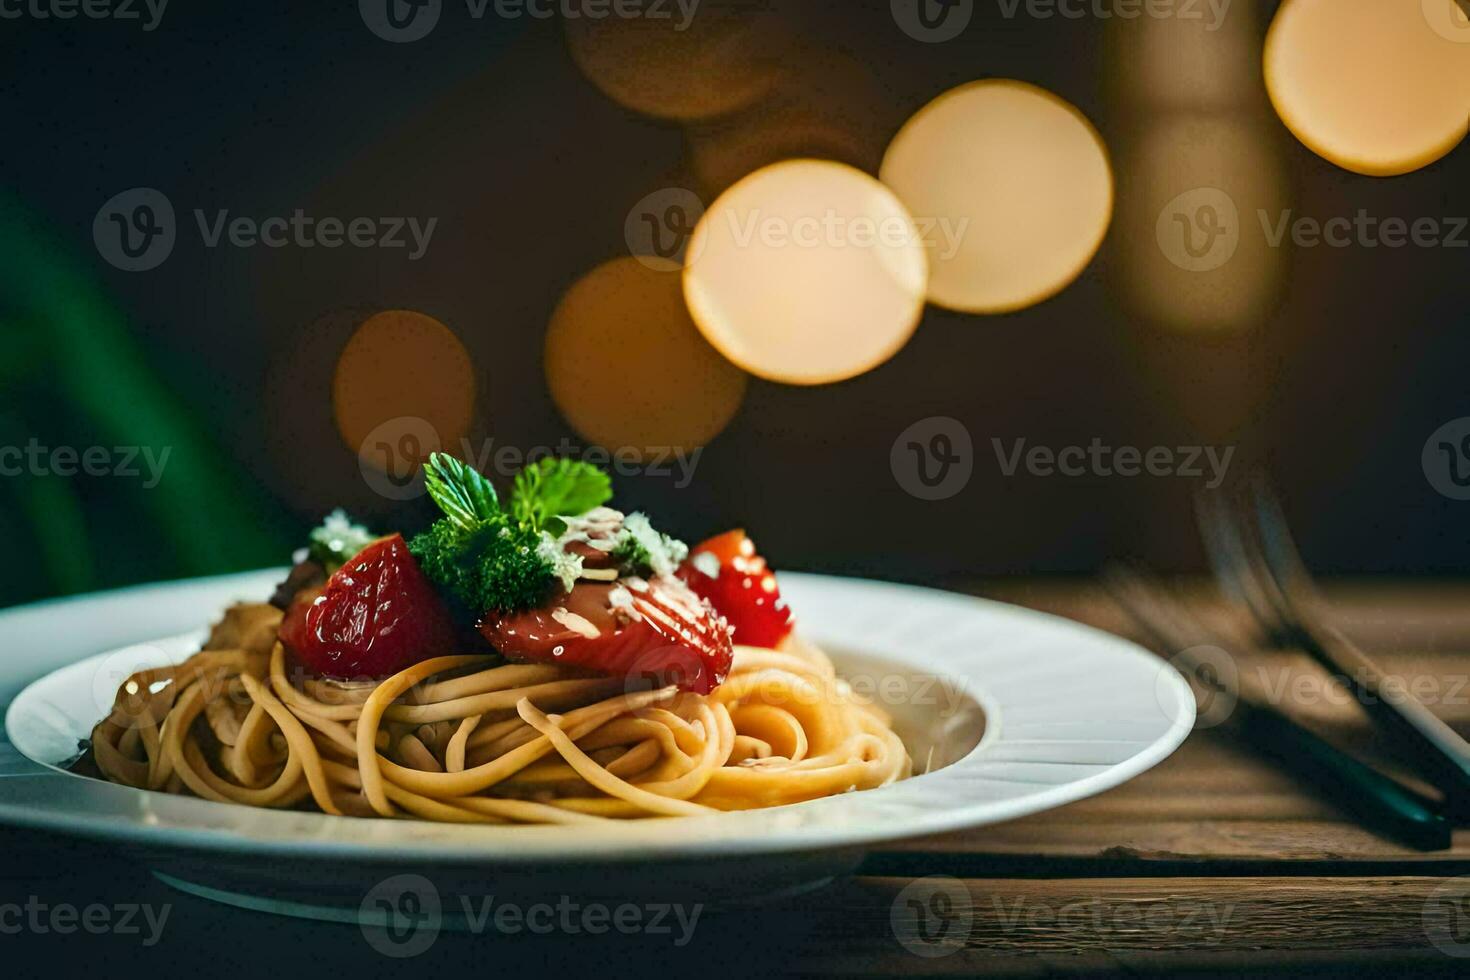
[411,453,615,616]
[424,453,499,531]
[511,457,612,534]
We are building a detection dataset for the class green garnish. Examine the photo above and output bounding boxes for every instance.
[307,509,375,571]
[536,532,586,594]
[409,517,553,615]
[511,457,612,534]
[409,453,611,616]
[424,453,499,530]
[613,513,689,578]
[408,453,686,618]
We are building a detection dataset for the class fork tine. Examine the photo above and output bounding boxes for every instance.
[1194,489,1246,604]
[1102,565,1205,653]
[1195,486,1292,646]
[1250,476,1316,604]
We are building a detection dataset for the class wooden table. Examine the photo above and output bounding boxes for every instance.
[7,581,1470,976]
[810,579,1470,976]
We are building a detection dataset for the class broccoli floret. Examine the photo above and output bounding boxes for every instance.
[408,515,555,617]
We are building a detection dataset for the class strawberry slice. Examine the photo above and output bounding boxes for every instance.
[279,534,460,679]
[677,530,794,649]
[480,575,734,694]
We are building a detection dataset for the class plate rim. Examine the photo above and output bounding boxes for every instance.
[1,570,1195,864]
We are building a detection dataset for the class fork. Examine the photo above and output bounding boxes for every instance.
[1105,566,1450,850]
[1197,478,1470,819]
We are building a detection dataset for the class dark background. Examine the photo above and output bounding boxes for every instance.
[1,0,1466,610]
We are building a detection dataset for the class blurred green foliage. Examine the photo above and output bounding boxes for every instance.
[0,195,293,609]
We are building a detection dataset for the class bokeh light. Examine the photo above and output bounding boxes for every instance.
[546,257,748,457]
[682,159,929,386]
[1265,0,1470,177]
[562,0,794,122]
[1116,1,1258,110]
[880,79,1114,315]
[684,49,905,199]
[332,309,475,480]
[1120,115,1287,333]
[1107,2,1288,335]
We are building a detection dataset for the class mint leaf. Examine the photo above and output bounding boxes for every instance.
[424,452,500,531]
[511,458,612,532]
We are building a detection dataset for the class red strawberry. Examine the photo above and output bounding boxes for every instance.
[480,575,734,694]
[677,530,794,649]
[279,534,459,679]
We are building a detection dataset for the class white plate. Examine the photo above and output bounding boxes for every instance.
[0,571,1193,908]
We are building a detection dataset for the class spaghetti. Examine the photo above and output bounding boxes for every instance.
[88,603,910,822]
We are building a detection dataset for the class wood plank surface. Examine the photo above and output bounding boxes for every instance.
[886,580,1470,870]
[798,876,1470,975]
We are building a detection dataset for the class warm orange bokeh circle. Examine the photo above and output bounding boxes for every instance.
[546,257,747,457]
[332,309,476,477]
